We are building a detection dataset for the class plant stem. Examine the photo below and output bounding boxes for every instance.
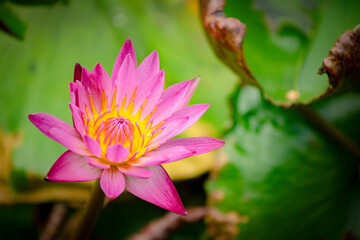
[40,203,68,240]
[71,179,105,240]
[126,207,207,240]
[296,105,360,161]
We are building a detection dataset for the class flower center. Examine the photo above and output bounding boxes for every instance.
[96,115,135,147]
[84,90,164,160]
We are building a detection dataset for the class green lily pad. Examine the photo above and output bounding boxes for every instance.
[201,0,360,106]
[206,85,360,239]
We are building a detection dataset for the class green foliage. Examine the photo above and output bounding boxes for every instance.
[0,4,26,39]
[9,168,28,191]
[206,86,360,239]
[0,0,236,176]
[201,0,360,237]
[1,0,359,239]
[224,0,360,104]
[0,0,66,40]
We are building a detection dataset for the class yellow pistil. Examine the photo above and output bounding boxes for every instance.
[84,89,164,162]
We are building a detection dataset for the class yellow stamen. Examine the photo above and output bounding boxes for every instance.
[85,90,162,164]
[85,105,92,121]
[111,88,117,109]
[89,94,99,120]
[101,92,107,114]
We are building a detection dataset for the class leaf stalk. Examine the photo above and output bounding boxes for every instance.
[71,179,105,240]
[297,105,360,161]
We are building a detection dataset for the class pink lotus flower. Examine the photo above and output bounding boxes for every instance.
[29,39,224,214]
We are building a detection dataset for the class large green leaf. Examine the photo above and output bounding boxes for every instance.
[206,86,359,239]
[0,0,236,176]
[200,0,360,105]
[0,4,26,39]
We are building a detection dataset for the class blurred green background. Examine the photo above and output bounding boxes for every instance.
[0,0,236,239]
[0,0,236,178]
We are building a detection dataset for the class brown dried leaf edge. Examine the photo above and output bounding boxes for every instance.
[318,24,360,98]
[200,0,360,106]
[200,0,259,87]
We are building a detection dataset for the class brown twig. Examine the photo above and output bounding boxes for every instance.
[39,203,68,240]
[126,207,207,240]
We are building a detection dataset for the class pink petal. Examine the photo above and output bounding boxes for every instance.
[73,63,82,82]
[91,62,112,96]
[147,116,189,148]
[132,137,224,167]
[50,128,90,156]
[130,145,190,167]
[84,135,102,157]
[70,90,78,108]
[29,113,90,156]
[80,67,103,114]
[115,54,137,108]
[46,150,102,182]
[163,137,224,154]
[149,104,210,147]
[111,39,137,82]
[118,165,153,178]
[91,63,114,110]
[80,67,93,92]
[170,103,210,120]
[134,69,164,116]
[85,156,110,169]
[69,104,85,136]
[100,168,125,199]
[149,80,191,125]
[136,51,160,84]
[125,165,186,215]
[80,67,100,108]
[69,81,91,114]
[177,77,199,109]
[105,144,129,163]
